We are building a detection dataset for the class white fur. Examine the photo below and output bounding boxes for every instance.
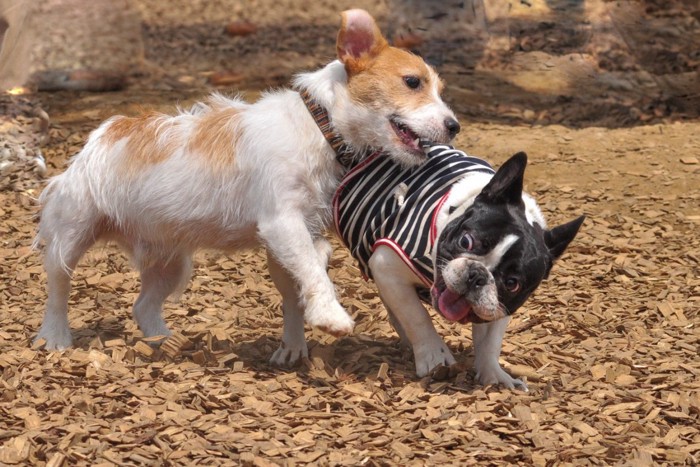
[482,233,520,271]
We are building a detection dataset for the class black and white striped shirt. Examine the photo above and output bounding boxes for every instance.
[333,145,495,289]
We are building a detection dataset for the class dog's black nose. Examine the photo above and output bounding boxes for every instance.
[445,117,460,138]
[468,266,488,289]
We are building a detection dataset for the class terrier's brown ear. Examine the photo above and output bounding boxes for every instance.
[336,9,388,75]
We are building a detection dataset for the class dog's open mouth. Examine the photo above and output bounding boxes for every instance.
[389,116,423,154]
[431,279,474,324]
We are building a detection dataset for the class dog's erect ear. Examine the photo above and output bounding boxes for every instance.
[477,152,527,206]
[545,215,585,260]
[337,9,388,74]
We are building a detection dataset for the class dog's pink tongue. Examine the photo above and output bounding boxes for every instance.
[393,123,419,152]
[437,289,471,322]
[399,130,418,151]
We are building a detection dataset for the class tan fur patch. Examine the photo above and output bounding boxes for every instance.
[186,106,241,171]
[103,112,181,174]
[347,46,441,109]
[102,105,241,175]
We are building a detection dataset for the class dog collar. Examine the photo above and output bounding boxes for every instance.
[299,89,362,169]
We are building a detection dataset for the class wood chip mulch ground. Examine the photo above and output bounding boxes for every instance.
[1,104,699,465]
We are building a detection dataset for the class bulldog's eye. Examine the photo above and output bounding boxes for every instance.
[460,233,474,251]
[505,277,521,293]
[403,76,421,89]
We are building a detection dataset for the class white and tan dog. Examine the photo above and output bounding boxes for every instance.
[33,10,459,363]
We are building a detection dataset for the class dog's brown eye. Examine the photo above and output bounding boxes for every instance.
[403,76,421,89]
[460,233,474,251]
[505,277,520,293]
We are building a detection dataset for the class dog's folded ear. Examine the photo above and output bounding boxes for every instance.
[477,151,527,206]
[545,215,585,260]
[337,9,388,73]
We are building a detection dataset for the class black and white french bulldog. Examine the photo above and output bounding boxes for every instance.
[332,144,585,390]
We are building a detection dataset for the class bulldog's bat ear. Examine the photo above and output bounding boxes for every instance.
[337,9,388,75]
[545,215,585,260]
[478,152,527,206]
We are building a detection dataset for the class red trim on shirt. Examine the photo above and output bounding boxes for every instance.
[429,191,451,245]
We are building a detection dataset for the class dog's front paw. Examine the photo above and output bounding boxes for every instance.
[305,299,354,337]
[134,309,172,340]
[414,341,456,377]
[475,362,528,392]
[270,340,308,367]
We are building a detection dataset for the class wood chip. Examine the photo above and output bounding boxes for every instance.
[159,333,191,358]
[132,340,154,357]
[224,21,257,37]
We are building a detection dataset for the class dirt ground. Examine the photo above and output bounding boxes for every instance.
[1,0,699,465]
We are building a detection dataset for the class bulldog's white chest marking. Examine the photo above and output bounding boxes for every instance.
[481,234,519,271]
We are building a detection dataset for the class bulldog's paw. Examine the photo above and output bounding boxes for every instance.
[270,340,308,367]
[414,340,456,377]
[305,299,354,337]
[475,361,528,392]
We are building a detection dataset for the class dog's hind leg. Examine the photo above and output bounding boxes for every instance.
[35,203,100,349]
[132,250,192,339]
[258,213,354,336]
[267,250,308,366]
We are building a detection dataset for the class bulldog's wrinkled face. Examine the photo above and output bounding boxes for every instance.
[432,204,552,323]
[431,152,585,323]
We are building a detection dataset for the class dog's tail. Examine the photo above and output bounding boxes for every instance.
[32,122,109,274]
